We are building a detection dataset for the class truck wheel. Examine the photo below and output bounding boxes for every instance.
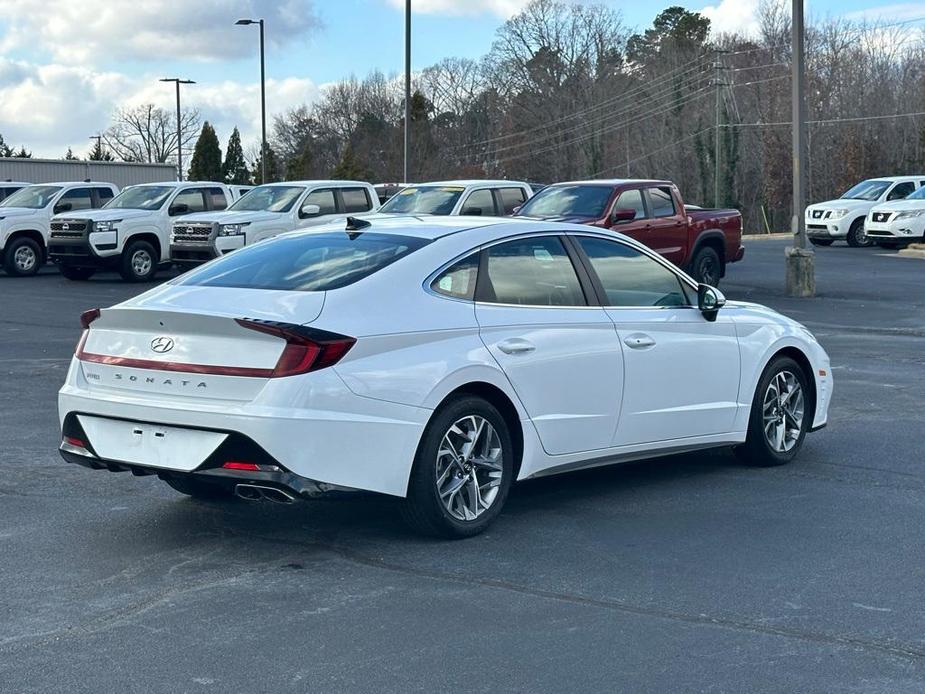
[59,265,95,281]
[3,237,42,277]
[809,238,833,247]
[120,239,158,282]
[690,246,722,286]
[846,218,872,247]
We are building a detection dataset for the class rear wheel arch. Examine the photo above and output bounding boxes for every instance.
[691,230,726,264]
[430,382,524,480]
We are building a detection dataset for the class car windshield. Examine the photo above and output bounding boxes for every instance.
[228,185,305,213]
[379,186,464,215]
[105,185,174,210]
[0,185,62,209]
[176,231,431,292]
[904,186,925,201]
[840,180,891,201]
[516,185,612,218]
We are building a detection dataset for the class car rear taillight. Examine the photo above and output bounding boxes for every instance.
[235,319,356,378]
[76,308,101,355]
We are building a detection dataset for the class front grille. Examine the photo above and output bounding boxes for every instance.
[172,223,215,244]
[50,219,88,238]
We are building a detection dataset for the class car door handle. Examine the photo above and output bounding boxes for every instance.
[623,333,656,349]
[497,338,536,355]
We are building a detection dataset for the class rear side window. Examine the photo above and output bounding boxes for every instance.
[305,189,337,215]
[614,189,646,219]
[481,236,586,306]
[645,187,676,217]
[577,236,690,307]
[461,189,496,216]
[178,232,430,292]
[341,188,372,213]
[208,187,228,210]
[499,187,527,215]
[431,255,479,300]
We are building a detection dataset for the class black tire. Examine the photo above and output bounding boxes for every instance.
[3,236,42,277]
[809,238,833,247]
[58,265,95,281]
[689,246,723,286]
[120,239,158,282]
[164,476,230,500]
[734,356,812,467]
[401,396,515,539]
[845,218,872,247]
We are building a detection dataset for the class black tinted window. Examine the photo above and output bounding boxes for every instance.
[209,187,227,210]
[432,255,479,300]
[61,188,93,210]
[614,189,646,219]
[887,182,915,200]
[462,189,495,216]
[96,187,114,203]
[577,237,690,307]
[178,232,429,292]
[341,188,371,213]
[646,187,676,217]
[305,189,336,215]
[499,187,527,215]
[482,237,585,306]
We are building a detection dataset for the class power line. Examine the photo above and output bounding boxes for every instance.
[720,109,925,128]
[589,126,715,177]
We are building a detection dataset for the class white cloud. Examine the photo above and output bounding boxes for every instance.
[0,0,320,65]
[0,58,319,158]
[700,0,761,36]
[843,3,925,23]
[385,0,530,18]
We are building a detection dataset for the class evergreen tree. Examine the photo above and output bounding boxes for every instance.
[0,133,13,157]
[221,127,250,184]
[13,146,31,158]
[64,147,78,160]
[286,141,314,180]
[88,140,114,161]
[331,143,368,180]
[252,145,282,184]
[188,121,222,181]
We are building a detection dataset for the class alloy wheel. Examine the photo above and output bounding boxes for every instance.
[762,370,805,452]
[14,246,36,273]
[698,255,719,286]
[435,415,503,521]
[131,249,153,277]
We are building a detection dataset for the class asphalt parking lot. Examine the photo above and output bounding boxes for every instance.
[2,238,924,693]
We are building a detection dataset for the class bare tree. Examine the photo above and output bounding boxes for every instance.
[102,104,201,165]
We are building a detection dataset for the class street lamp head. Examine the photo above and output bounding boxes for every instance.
[160,78,196,84]
[235,18,256,25]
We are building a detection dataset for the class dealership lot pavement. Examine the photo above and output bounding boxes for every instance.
[2,239,925,693]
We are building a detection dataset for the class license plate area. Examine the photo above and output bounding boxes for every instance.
[77,415,228,472]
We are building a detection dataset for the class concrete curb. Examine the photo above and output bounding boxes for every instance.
[897,243,925,260]
[743,233,793,240]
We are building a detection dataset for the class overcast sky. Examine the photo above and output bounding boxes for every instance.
[0,0,918,159]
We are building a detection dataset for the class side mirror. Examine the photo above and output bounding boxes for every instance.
[511,205,522,215]
[697,284,726,321]
[299,203,321,219]
[54,201,73,214]
[611,208,636,224]
[461,207,483,216]
[168,203,190,216]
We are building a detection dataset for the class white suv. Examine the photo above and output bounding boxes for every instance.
[0,182,119,277]
[805,176,924,247]
[865,183,925,248]
[49,181,232,282]
[170,180,379,266]
[376,180,534,217]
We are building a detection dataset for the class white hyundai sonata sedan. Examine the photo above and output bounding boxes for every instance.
[59,216,832,537]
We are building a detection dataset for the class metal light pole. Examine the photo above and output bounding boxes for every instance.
[89,134,103,157]
[784,0,815,297]
[160,78,196,181]
[403,0,411,183]
[236,18,267,183]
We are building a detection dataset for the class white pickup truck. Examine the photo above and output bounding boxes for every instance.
[170,180,379,266]
[48,181,232,282]
[0,181,119,277]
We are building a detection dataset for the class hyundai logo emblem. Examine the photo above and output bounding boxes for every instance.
[150,337,175,353]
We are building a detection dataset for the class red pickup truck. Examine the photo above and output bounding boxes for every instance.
[513,179,744,285]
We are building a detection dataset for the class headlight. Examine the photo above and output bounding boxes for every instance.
[219,223,248,237]
[94,220,121,232]
[828,209,849,219]
[894,210,925,220]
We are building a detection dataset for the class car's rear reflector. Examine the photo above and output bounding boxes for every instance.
[223,461,260,471]
[64,436,86,448]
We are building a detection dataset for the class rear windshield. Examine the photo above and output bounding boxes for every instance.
[516,185,612,218]
[177,231,430,292]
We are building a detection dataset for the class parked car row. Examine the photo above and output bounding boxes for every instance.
[805,175,925,248]
[0,175,746,285]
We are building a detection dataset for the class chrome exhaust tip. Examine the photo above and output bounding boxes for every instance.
[234,483,295,504]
